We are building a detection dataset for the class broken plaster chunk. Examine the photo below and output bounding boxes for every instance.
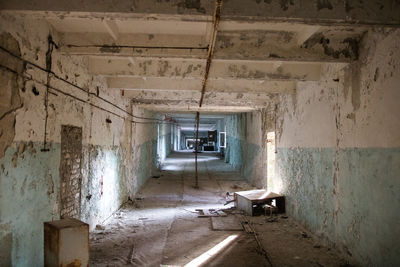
[95,224,105,230]
[18,141,25,155]
[12,152,18,167]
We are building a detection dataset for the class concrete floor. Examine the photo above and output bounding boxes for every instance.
[90,152,348,267]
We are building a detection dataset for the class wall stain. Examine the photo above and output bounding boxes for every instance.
[317,0,333,10]
[303,32,360,60]
[374,67,380,82]
[12,152,18,167]
[182,64,193,78]
[344,0,354,13]
[0,32,23,159]
[280,0,294,11]
[99,45,121,53]
[158,60,170,76]
[177,0,206,14]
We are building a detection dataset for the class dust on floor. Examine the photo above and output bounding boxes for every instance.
[90,152,349,267]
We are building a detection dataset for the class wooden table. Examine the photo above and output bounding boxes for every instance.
[234,189,285,216]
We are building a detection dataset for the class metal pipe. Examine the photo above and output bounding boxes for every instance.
[42,35,55,152]
[199,0,222,107]
[194,0,223,189]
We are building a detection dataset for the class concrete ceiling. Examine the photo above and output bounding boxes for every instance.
[2,0,396,113]
[167,113,225,132]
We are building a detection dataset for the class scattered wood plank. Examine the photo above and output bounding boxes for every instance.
[196,209,227,217]
[216,210,227,217]
[211,216,244,231]
[242,222,254,233]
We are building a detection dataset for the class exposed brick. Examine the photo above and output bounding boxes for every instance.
[60,125,82,219]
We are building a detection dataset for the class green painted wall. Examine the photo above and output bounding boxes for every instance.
[277,147,400,266]
[225,136,243,171]
[0,138,158,266]
[136,139,158,192]
[225,112,266,186]
[0,142,60,266]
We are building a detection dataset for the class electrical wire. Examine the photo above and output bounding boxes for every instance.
[66,44,209,50]
[0,45,165,122]
[0,63,175,126]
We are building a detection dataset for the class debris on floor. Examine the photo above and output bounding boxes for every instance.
[95,224,105,230]
[211,215,243,231]
[241,221,254,234]
[234,189,285,216]
[89,152,350,266]
[196,209,227,217]
[231,184,242,190]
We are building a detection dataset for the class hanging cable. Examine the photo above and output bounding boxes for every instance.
[42,35,56,152]
[0,45,164,122]
[0,63,176,126]
[66,44,209,50]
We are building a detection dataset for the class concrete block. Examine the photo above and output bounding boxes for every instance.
[44,218,89,267]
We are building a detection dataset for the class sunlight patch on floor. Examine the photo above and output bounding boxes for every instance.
[183,234,239,267]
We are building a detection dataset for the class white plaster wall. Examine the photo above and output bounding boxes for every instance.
[274,28,400,266]
[278,29,400,149]
[0,13,158,266]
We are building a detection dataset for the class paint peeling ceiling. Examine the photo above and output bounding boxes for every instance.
[3,0,394,113]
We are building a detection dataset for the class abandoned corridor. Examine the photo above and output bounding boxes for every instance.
[90,152,345,267]
[0,1,399,266]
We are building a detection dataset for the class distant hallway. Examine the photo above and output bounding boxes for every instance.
[90,152,346,267]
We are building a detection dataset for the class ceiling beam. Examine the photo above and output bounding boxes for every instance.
[89,57,323,81]
[102,20,119,41]
[59,32,207,48]
[59,45,207,58]
[129,89,274,109]
[57,28,363,62]
[123,89,275,102]
[2,1,400,26]
[108,77,296,93]
[132,103,260,113]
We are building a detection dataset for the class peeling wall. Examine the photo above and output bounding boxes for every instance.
[274,29,400,266]
[0,13,158,266]
[225,109,270,188]
[157,121,173,165]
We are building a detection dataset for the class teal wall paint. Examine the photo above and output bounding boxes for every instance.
[225,112,265,185]
[226,136,264,184]
[225,112,266,186]
[158,132,172,163]
[136,139,157,192]
[242,142,263,183]
[165,133,172,156]
[0,139,158,266]
[337,148,400,266]
[0,142,61,266]
[276,147,400,266]
[226,136,243,171]
[80,144,131,228]
[277,148,336,236]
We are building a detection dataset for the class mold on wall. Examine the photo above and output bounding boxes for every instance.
[0,32,23,159]
[0,142,61,266]
[274,28,400,266]
[0,13,159,266]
